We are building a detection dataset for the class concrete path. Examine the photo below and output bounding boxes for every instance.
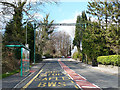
[68,58,118,75]
[63,58,118,89]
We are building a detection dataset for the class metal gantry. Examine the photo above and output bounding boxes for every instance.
[38,23,86,26]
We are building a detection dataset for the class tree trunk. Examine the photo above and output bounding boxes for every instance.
[85,54,88,64]
[92,58,98,67]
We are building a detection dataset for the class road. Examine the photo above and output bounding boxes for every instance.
[16,58,118,90]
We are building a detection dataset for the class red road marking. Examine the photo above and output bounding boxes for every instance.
[30,70,36,73]
[58,59,100,90]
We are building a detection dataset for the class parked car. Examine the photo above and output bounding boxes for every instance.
[67,56,71,58]
[42,56,46,59]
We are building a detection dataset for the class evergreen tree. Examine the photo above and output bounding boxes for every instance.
[87,0,120,55]
[73,11,87,62]
[82,20,104,66]
[73,15,82,53]
[3,0,27,44]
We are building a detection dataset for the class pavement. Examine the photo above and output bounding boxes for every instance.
[67,58,118,75]
[63,58,118,89]
[2,62,45,89]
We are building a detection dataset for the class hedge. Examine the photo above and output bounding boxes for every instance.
[97,55,120,66]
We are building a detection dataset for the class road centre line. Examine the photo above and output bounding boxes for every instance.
[23,69,43,88]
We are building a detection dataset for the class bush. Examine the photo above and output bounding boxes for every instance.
[35,53,42,63]
[44,53,53,58]
[72,52,82,60]
[72,52,78,60]
[97,55,120,66]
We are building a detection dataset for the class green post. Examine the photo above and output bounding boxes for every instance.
[34,28,36,64]
[21,48,23,76]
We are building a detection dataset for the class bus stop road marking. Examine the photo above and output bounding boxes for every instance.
[23,69,43,88]
[30,70,36,73]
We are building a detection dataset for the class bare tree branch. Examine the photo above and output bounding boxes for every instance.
[0,1,16,8]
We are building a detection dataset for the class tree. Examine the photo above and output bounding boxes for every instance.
[87,0,114,28]
[1,0,27,43]
[36,14,54,55]
[82,20,104,66]
[1,0,57,73]
[106,0,120,55]
[3,20,25,44]
[49,31,71,57]
[73,11,87,63]
[106,24,120,55]
[73,11,87,52]
[73,15,82,53]
[87,0,120,55]
[69,45,71,56]
[1,0,57,43]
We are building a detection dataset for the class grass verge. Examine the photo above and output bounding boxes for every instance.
[1,70,20,79]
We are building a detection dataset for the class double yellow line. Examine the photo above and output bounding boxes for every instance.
[23,69,43,88]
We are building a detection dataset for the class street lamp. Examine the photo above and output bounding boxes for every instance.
[25,19,36,64]
[26,19,34,44]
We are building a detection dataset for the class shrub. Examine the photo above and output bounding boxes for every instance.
[72,52,83,60]
[35,53,42,62]
[97,55,120,66]
[72,52,78,60]
[79,53,83,61]
[44,53,53,58]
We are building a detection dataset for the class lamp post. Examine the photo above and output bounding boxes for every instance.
[25,19,36,64]
[26,19,34,44]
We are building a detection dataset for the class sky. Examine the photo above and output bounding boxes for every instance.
[40,2,88,23]
[38,1,90,54]
[0,0,91,39]
[0,0,91,53]
[0,0,90,37]
[33,1,89,40]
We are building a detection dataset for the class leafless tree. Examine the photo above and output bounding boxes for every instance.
[43,31,71,57]
[0,0,58,30]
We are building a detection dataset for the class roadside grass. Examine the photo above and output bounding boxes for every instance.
[2,70,20,79]
[1,62,42,79]
[30,63,37,68]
